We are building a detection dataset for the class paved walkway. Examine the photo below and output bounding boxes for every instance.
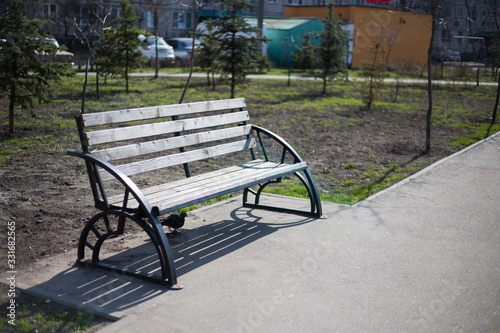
[77,71,499,86]
[18,132,500,332]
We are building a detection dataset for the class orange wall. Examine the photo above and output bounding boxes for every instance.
[285,6,432,68]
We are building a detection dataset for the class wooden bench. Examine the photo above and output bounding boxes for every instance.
[68,98,323,289]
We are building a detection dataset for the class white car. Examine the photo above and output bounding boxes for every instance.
[138,35,175,67]
[36,38,74,64]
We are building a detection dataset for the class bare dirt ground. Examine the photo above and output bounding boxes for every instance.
[0,77,495,277]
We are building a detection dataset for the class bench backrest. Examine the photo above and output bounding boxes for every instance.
[76,98,255,181]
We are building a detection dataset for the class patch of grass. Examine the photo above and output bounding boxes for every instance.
[452,123,500,148]
[175,205,198,214]
[346,163,422,202]
[0,149,13,155]
[373,101,399,108]
[343,179,356,186]
[1,292,110,333]
[347,118,361,126]
[263,179,310,198]
[342,163,355,169]
[53,98,71,104]
[319,120,340,128]
[53,118,75,129]
[320,186,357,205]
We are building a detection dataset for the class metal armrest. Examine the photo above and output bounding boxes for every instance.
[250,124,305,164]
[67,150,155,217]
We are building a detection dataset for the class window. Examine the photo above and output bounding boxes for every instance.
[79,6,98,26]
[287,0,303,4]
[269,0,278,3]
[43,4,56,22]
[109,8,121,22]
[172,12,191,29]
[146,10,154,28]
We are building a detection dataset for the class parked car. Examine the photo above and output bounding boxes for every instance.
[36,38,74,64]
[446,49,461,62]
[165,38,200,66]
[138,35,175,67]
[431,48,461,63]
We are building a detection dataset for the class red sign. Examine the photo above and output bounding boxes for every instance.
[367,0,390,2]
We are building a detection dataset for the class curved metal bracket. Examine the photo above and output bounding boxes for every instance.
[244,126,324,218]
[69,151,181,289]
[77,209,183,289]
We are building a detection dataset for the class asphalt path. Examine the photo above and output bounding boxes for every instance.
[75,70,498,86]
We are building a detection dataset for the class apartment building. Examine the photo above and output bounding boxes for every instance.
[25,0,200,48]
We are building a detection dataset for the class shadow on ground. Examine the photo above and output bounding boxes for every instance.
[25,206,317,315]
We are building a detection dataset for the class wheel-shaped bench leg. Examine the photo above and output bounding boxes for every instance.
[243,169,324,218]
[77,209,182,289]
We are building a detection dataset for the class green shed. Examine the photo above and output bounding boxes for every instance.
[246,17,324,67]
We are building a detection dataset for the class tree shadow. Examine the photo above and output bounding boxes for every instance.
[485,122,496,138]
[357,151,426,197]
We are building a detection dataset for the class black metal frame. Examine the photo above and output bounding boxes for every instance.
[244,125,324,218]
[68,150,183,289]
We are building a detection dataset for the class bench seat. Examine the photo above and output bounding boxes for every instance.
[109,159,307,214]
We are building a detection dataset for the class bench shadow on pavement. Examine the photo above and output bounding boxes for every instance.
[26,207,317,315]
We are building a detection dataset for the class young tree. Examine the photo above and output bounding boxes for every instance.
[0,1,73,134]
[213,0,263,98]
[196,19,220,90]
[360,41,387,110]
[177,0,213,104]
[269,31,295,86]
[316,1,348,94]
[488,1,500,125]
[68,1,111,113]
[96,28,122,81]
[491,32,500,125]
[146,0,171,79]
[293,34,318,70]
[100,0,143,93]
[425,0,440,153]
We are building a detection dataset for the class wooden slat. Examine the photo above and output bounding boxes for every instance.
[155,163,306,213]
[108,161,272,207]
[132,160,279,202]
[146,161,301,205]
[81,98,246,127]
[100,139,256,181]
[108,160,308,213]
[93,125,252,162]
[86,111,250,146]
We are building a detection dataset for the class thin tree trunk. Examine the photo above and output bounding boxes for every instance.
[94,54,100,100]
[322,68,328,94]
[393,76,400,103]
[367,44,378,110]
[425,2,437,154]
[492,71,500,125]
[179,8,201,104]
[231,31,236,99]
[82,53,91,113]
[125,51,129,94]
[154,8,159,79]
[8,84,15,134]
